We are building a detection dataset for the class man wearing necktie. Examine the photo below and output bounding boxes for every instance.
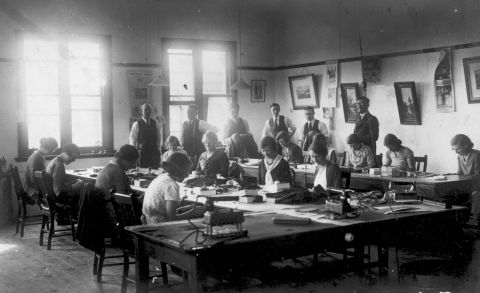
[300,106,328,151]
[129,103,162,168]
[261,103,296,139]
[354,97,379,157]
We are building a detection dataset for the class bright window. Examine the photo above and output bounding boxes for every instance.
[19,36,112,157]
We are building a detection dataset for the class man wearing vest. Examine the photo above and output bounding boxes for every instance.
[354,96,379,157]
[181,104,218,167]
[300,106,328,151]
[129,103,161,168]
[261,103,296,139]
[223,102,259,158]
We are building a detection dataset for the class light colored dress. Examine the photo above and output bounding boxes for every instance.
[385,146,414,171]
[142,173,180,224]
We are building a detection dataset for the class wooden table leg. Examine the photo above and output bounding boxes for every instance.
[135,236,150,293]
[377,244,389,277]
[188,256,205,293]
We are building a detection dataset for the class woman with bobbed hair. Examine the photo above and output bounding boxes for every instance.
[143,153,205,224]
[258,136,292,185]
[276,130,303,164]
[312,132,337,164]
[309,140,342,191]
[383,134,415,171]
[196,131,229,178]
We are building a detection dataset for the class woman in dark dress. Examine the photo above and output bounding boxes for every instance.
[258,136,292,185]
[196,131,229,178]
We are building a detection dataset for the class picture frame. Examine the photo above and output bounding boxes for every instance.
[463,56,480,104]
[251,80,266,103]
[340,83,360,123]
[288,74,319,109]
[394,82,422,125]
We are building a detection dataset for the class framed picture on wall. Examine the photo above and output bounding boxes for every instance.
[340,83,360,123]
[463,56,480,104]
[394,82,421,125]
[288,74,319,109]
[251,80,266,103]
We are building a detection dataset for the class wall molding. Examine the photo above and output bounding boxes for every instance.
[112,62,161,68]
[239,40,480,71]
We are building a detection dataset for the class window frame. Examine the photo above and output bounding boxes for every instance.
[161,38,237,138]
[17,31,113,160]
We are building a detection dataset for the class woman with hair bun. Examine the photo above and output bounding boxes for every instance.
[143,153,205,224]
[196,131,229,178]
[383,134,415,171]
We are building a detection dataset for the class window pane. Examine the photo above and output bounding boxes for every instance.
[169,105,189,139]
[170,96,195,102]
[68,42,101,58]
[27,95,59,115]
[24,40,59,61]
[27,115,60,149]
[202,51,226,94]
[26,62,58,95]
[72,110,102,146]
[169,51,194,97]
[71,96,101,110]
[70,59,102,95]
[207,97,232,139]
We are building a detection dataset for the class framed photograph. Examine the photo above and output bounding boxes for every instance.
[251,80,266,103]
[340,83,360,123]
[288,74,319,109]
[463,56,480,104]
[394,82,421,125]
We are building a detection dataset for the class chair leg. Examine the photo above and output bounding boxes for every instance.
[93,253,99,275]
[71,215,76,242]
[15,205,21,234]
[20,205,27,237]
[97,251,105,282]
[161,262,168,286]
[39,215,47,246]
[121,249,129,293]
[47,214,55,250]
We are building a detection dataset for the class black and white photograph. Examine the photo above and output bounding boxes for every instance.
[1,1,480,293]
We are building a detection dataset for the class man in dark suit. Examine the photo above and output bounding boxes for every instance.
[354,97,379,156]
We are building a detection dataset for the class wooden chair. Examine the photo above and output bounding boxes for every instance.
[33,171,76,250]
[414,155,428,172]
[337,151,346,166]
[10,164,43,237]
[111,192,168,293]
[302,151,311,164]
[375,153,383,168]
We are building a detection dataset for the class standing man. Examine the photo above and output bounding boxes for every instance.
[261,103,296,139]
[223,102,259,158]
[181,104,218,167]
[129,103,161,169]
[451,134,480,227]
[300,106,328,151]
[354,97,379,156]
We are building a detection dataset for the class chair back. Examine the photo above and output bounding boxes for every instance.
[33,171,55,210]
[9,164,26,201]
[303,151,311,164]
[375,153,383,168]
[414,155,428,172]
[340,169,351,189]
[112,193,142,229]
[337,151,346,166]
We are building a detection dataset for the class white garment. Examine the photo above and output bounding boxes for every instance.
[142,173,180,224]
[264,155,283,185]
[313,164,327,189]
[129,117,161,146]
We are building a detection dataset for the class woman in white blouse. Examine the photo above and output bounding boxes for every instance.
[309,141,342,193]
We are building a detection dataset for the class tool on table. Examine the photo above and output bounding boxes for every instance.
[199,195,247,238]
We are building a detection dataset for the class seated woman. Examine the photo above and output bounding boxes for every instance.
[345,134,375,169]
[196,131,229,178]
[309,140,342,192]
[143,153,205,224]
[276,130,303,164]
[162,135,188,162]
[258,136,292,185]
[312,132,337,164]
[383,134,415,171]
[25,137,58,204]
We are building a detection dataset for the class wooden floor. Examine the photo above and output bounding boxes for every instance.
[2,222,480,293]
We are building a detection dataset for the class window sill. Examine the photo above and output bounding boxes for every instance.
[15,152,115,162]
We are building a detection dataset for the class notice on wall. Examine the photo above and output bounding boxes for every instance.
[363,57,381,83]
[325,61,338,108]
[434,48,455,113]
[127,69,156,129]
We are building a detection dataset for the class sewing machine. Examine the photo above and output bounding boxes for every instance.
[200,195,247,238]
[325,187,355,215]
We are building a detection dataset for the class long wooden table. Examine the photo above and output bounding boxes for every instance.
[240,164,473,201]
[126,200,468,292]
